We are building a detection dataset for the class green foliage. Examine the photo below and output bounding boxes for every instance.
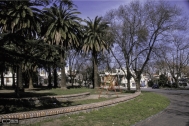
[82,16,109,88]
[42,3,82,47]
[158,74,168,87]
[77,79,83,85]
[148,80,154,87]
[82,16,109,53]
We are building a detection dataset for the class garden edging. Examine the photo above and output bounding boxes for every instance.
[0,92,141,125]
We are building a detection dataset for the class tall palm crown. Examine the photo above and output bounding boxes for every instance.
[42,3,82,47]
[82,16,109,88]
[0,1,42,91]
[82,16,109,53]
[42,3,82,89]
[1,1,41,37]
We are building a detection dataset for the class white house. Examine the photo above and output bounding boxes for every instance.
[0,67,70,87]
[0,71,16,86]
[38,67,69,78]
[99,68,149,89]
[38,67,70,85]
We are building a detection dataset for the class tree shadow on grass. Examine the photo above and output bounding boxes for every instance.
[0,95,79,114]
[0,85,56,91]
[0,88,78,114]
[0,91,57,98]
[0,87,86,114]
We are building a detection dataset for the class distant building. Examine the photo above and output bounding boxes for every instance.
[38,67,69,78]
[99,68,149,88]
[0,71,16,86]
[38,67,69,85]
[0,67,70,87]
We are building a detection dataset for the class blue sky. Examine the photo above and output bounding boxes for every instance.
[74,0,130,19]
[73,0,189,20]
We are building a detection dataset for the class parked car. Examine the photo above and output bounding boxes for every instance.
[179,78,188,86]
[179,82,188,87]
[152,84,159,89]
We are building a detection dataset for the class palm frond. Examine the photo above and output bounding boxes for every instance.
[82,16,109,54]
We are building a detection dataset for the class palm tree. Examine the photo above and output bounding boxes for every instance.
[42,3,82,89]
[0,0,42,92]
[82,16,109,88]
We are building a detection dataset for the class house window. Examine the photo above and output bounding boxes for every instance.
[132,83,136,87]
[6,78,9,83]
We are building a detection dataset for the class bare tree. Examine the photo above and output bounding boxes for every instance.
[158,33,189,87]
[105,0,186,92]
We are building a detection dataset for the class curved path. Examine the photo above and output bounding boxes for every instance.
[135,88,189,126]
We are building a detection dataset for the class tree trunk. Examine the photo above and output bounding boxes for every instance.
[174,77,179,88]
[127,79,131,91]
[16,64,24,97]
[93,51,98,89]
[53,68,58,88]
[17,64,23,90]
[135,78,141,92]
[0,72,4,89]
[48,67,52,88]
[60,51,67,89]
[28,72,33,89]
[12,72,16,89]
[126,70,131,91]
[0,63,5,89]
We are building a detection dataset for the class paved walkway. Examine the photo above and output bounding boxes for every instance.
[135,89,189,126]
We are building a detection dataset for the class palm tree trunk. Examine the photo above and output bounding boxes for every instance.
[28,71,33,89]
[17,64,23,90]
[53,68,58,88]
[29,76,33,89]
[93,51,98,89]
[16,63,24,97]
[60,50,67,89]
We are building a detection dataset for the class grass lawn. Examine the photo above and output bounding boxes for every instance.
[41,88,135,95]
[30,92,170,126]
[0,88,98,98]
[0,88,126,114]
[42,88,98,95]
[0,87,135,98]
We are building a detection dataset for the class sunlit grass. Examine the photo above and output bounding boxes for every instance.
[30,92,170,126]
[38,87,132,96]
[61,97,115,107]
[47,88,98,95]
[0,88,133,114]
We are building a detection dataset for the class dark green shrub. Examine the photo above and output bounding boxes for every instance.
[158,74,168,87]
[172,82,178,88]
[148,80,154,87]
